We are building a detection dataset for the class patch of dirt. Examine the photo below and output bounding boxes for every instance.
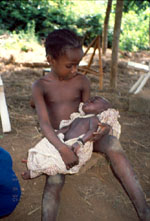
[0,48,150,221]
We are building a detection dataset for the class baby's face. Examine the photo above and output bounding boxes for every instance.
[82,97,110,114]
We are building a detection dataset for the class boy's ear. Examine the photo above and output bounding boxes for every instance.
[47,55,55,65]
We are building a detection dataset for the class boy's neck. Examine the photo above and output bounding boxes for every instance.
[50,69,62,81]
[51,69,78,81]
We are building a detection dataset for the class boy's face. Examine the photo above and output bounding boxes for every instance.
[48,48,83,80]
[82,97,109,114]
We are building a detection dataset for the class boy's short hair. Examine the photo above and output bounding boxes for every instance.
[45,29,82,59]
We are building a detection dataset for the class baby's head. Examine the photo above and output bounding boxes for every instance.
[82,96,111,115]
[45,29,82,59]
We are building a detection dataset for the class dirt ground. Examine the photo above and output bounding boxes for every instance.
[0,48,150,221]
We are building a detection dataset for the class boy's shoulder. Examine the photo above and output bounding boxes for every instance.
[73,72,90,83]
[32,72,89,89]
[33,72,54,85]
[76,72,88,79]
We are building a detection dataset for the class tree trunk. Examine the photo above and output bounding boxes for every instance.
[102,0,113,55]
[110,0,124,89]
[149,17,150,47]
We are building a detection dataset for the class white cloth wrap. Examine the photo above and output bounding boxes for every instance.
[27,134,93,178]
[97,108,121,139]
[27,103,121,178]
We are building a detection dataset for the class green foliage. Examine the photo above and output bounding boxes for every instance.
[0,0,75,38]
[120,10,149,51]
[76,14,103,46]
[123,0,150,13]
[0,0,105,46]
[0,0,149,52]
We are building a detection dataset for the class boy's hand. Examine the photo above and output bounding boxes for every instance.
[92,123,111,141]
[59,145,79,170]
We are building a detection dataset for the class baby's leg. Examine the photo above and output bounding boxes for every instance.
[42,174,65,221]
[94,135,150,221]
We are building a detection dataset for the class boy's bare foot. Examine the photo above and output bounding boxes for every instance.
[21,171,31,180]
[22,159,27,163]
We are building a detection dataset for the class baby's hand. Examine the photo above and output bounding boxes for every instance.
[92,123,111,141]
[71,142,80,154]
[98,122,110,133]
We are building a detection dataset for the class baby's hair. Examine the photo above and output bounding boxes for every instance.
[45,29,82,59]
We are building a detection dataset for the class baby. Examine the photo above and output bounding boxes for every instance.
[22,96,120,179]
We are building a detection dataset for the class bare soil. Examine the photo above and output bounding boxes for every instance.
[0,48,150,221]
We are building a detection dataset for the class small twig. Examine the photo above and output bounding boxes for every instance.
[28,206,40,216]
[132,140,148,149]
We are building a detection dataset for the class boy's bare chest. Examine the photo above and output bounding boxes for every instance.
[43,80,81,103]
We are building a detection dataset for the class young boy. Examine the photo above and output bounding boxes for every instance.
[29,29,150,221]
[22,96,121,179]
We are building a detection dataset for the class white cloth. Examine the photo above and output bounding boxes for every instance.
[97,108,121,139]
[27,134,93,178]
[27,103,121,178]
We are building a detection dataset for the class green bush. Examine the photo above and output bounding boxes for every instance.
[0,0,149,52]
[0,1,105,46]
[76,14,103,46]
[0,0,76,38]
[120,10,149,51]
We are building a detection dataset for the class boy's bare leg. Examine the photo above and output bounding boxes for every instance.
[42,174,65,221]
[94,135,150,221]
[21,159,31,180]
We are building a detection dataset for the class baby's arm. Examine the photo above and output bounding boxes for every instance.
[56,126,70,135]
[80,117,99,144]
[72,117,111,153]
[92,122,111,142]
[72,117,99,154]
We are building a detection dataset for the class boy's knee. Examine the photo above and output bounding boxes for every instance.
[47,174,65,187]
[107,136,123,152]
[94,135,123,153]
[43,175,65,206]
